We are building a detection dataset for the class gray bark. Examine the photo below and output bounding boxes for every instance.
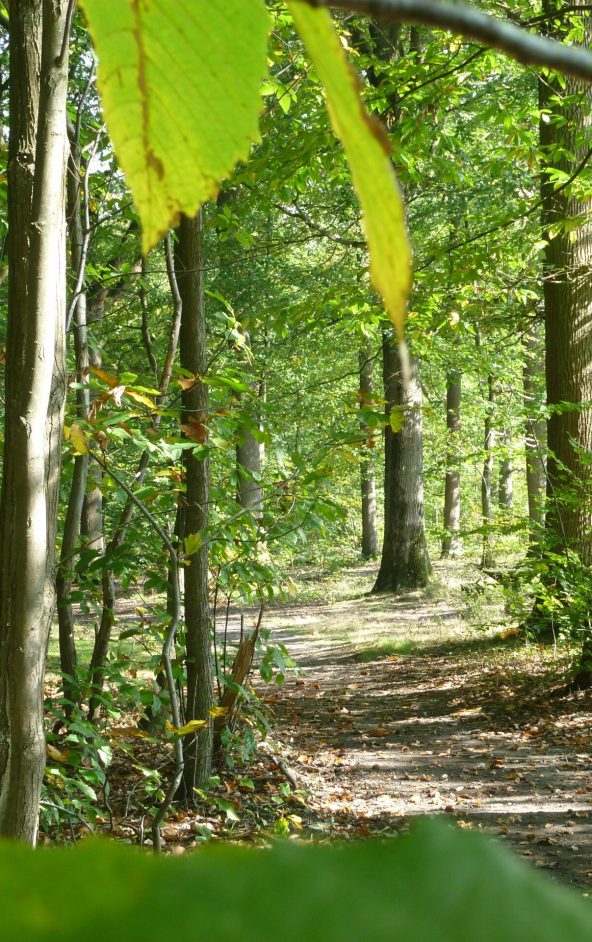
[441,370,462,558]
[374,336,431,593]
[56,119,92,708]
[481,375,496,569]
[498,429,514,510]
[359,344,378,558]
[523,325,546,542]
[0,0,69,844]
[176,212,214,794]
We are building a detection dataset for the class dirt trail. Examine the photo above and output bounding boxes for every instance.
[265,560,592,891]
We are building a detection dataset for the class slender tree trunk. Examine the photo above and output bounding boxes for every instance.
[0,0,69,843]
[441,370,462,558]
[88,236,181,719]
[56,119,92,708]
[236,342,264,518]
[498,429,514,510]
[481,375,496,569]
[176,212,214,794]
[359,344,378,558]
[373,332,397,591]
[374,336,431,593]
[523,325,546,542]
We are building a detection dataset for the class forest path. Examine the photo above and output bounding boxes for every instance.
[264,559,592,891]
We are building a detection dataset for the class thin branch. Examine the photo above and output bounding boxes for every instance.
[91,453,184,855]
[305,0,592,82]
[417,143,592,269]
[276,201,366,246]
[56,0,76,67]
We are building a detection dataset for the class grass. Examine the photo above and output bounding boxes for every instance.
[355,638,418,662]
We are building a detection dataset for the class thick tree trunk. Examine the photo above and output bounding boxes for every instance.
[176,212,214,794]
[359,344,378,558]
[539,1,592,678]
[0,1,69,844]
[523,325,546,542]
[374,336,431,593]
[441,370,462,558]
[481,375,496,569]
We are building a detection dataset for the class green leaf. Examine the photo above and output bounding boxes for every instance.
[184,532,204,557]
[389,406,405,433]
[288,2,411,338]
[2,819,592,940]
[79,0,271,253]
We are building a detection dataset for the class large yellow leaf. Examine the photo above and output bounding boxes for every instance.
[79,0,270,253]
[287,2,412,338]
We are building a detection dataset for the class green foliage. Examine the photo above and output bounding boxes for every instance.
[288,1,411,337]
[3,820,592,941]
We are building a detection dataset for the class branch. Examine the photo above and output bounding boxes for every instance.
[91,453,184,854]
[304,0,592,82]
[276,201,366,247]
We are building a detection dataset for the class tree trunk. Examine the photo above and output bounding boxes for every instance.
[176,212,214,794]
[441,370,462,558]
[523,325,546,543]
[56,119,92,709]
[539,1,592,678]
[359,344,378,558]
[498,429,514,510]
[481,375,496,569]
[374,335,431,593]
[0,0,69,844]
[373,332,397,591]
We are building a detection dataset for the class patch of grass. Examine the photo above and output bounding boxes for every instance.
[355,638,418,662]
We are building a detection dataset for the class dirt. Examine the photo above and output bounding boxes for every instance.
[263,559,592,892]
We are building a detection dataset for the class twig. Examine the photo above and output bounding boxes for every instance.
[304,0,592,82]
[90,453,184,854]
[56,0,77,67]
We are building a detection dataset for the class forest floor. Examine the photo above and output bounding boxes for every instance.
[259,558,592,893]
[46,558,592,894]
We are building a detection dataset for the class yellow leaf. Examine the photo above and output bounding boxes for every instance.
[46,744,70,764]
[109,727,150,740]
[90,366,118,388]
[166,719,209,736]
[70,423,89,455]
[126,389,157,410]
[209,706,228,719]
[288,2,412,338]
[177,375,199,390]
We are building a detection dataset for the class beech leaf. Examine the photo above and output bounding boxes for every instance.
[79,0,271,253]
[287,2,412,338]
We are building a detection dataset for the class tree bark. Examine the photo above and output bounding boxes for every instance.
[374,335,431,593]
[540,3,592,565]
[176,212,214,794]
[56,118,92,709]
[0,0,69,844]
[539,1,592,678]
[498,429,514,510]
[359,343,378,558]
[481,374,496,569]
[523,325,546,542]
[441,370,462,558]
